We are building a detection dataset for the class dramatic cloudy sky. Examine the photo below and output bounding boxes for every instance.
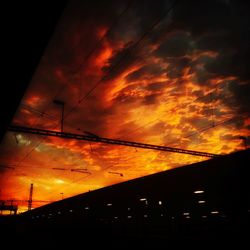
[0,0,249,212]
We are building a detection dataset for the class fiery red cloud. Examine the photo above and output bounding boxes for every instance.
[1,0,249,213]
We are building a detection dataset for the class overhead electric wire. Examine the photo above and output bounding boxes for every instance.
[9,82,242,177]
[71,0,135,75]
[63,0,180,121]
[5,0,246,200]
[8,126,220,158]
[27,0,180,197]
[9,0,231,195]
[1,187,30,197]
[20,83,223,141]
[12,0,135,168]
[19,0,179,138]
[47,115,242,199]
[20,83,229,145]
[60,113,246,195]
[16,0,180,139]
[28,0,135,130]
[166,114,248,148]
[0,163,90,174]
[57,172,93,196]
[116,85,225,141]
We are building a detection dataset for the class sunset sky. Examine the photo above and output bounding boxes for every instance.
[1,0,249,213]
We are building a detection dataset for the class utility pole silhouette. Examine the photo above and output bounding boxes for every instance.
[28,183,33,211]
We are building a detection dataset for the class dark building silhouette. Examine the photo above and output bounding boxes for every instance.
[1,149,249,247]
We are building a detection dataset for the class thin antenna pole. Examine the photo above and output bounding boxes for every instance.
[28,183,33,211]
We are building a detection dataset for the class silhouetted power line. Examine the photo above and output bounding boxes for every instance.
[8,125,220,158]
[63,0,180,121]
[12,1,136,168]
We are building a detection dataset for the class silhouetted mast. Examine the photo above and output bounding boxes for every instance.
[28,183,33,211]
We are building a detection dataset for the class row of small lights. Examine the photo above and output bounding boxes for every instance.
[31,199,151,219]
[131,191,220,220]
[182,190,220,219]
[32,209,221,221]
[194,190,206,204]
[31,190,222,220]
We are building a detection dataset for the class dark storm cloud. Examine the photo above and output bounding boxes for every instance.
[103,42,139,81]
[22,0,250,139]
[193,1,250,82]
[156,32,193,58]
[233,117,245,129]
[166,56,192,79]
[197,31,236,53]
[102,0,176,81]
[44,0,128,70]
[158,0,250,121]
[185,1,250,82]
[227,82,250,114]
[204,50,250,82]
[131,0,173,35]
[194,67,214,85]
[153,31,193,80]
[106,0,174,43]
[171,0,232,37]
